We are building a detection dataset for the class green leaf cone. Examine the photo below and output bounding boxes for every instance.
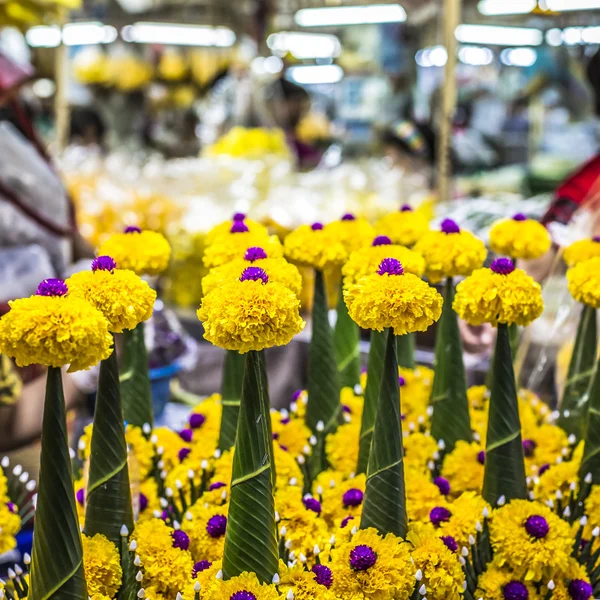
[580,355,600,485]
[120,322,153,428]
[85,348,134,547]
[559,305,598,437]
[222,350,278,583]
[306,270,342,473]
[396,333,415,369]
[483,323,527,506]
[218,350,246,451]
[30,367,87,600]
[430,278,473,451]
[334,283,361,389]
[360,329,407,538]
[357,329,387,474]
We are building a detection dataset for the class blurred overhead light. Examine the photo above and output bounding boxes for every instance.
[287,64,344,84]
[267,32,341,59]
[477,0,536,15]
[26,26,61,48]
[26,23,117,47]
[547,0,600,10]
[295,4,406,27]
[415,45,448,67]
[455,24,543,46]
[458,46,494,66]
[546,28,563,46]
[32,78,56,98]
[122,23,236,47]
[500,47,537,67]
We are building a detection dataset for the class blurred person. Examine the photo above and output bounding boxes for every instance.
[69,106,107,150]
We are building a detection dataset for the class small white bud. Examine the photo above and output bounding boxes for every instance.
[415,569,423,581]
[23,553,31,565]
[173,520,181,530]
[476,521,482,532]
[1,457,9,468]
[482,507,489,518]
[438,439,446,451]
[568,434,577,445]
[129,540,137,551]
[299,553,307,563]
[159,497,169,508]
[194,581,201,592]
[165,487,174,498]
[280,526,287,536]
[468,535,476,546]
[137,589,146,599]
[314,545,321,555]
[157,460,165,469]
[329,479,336,488]
[297,455,305,465]
[69,448,76,460]
[432,451,440,460]
[153,510,162,518]
[354,384,363,396]
[330,535,336,545]
[547,580,555,590]
[156,446,164,456]
[310,436,318,446]
[14,565,22,576]
[186,511,193,521]
[176,592,183,600]
[461,547,469,557]
[426,406,434,417]
[459,557,466,566]
[136,571,143,582]
[289,551,296,561]
[7,568,16,579]
[592,526,600,537]
[216,569,223,580]
[143,423,151,435]
[290,402,298,413]
[287,590,294,600]
[134,555,142,566]
[564,410,571,418]
[280,408,289,419]
[26,480,37,492]
[351,526,358,535]
[160,470,167,480]
[556,490,563,500]
[303,445,311,455]
[289,477,298,486]
[419,584,427,595]
[275,511,280,522]
[150,434,158,444]
[497,495,506,506]
[78,440,86,451]
[214,449,222,459]
[418,415,425,425]
[580,516,588,526]
[563,506,571,518]
[201,460,208,470]
[285,540,292,549]
[272,573,280,585]
[585,473,593,484]
[316,421,325,432]
[316,486,323,495]
[120,525,129,537]
[188,469,195,479]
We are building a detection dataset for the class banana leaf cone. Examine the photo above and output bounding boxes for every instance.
[430,277,473,451]
[29,367,88,599]
[334,282,361,389]
[356,329,387,474]
[360,329,407,538]
[558,305,598,437]
[85,347,134,547]
[120,322,153,428]
[306,269,343,474]
[579,355,600,485]
[222,350,279,583]
[482,323,528,506]
[218,350,246,451]
[396,332,415,369]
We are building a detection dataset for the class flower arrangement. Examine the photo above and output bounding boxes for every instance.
[1,213,600,600]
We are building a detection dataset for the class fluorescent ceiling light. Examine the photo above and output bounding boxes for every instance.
[458,46,494,66]
[415,45,448,67]
[455,24,543,46]
[267,32,341,59]
[546,28,563,46]
[122,23,236,47]
[477,0,536,15]
[547,0,600,10]
[500,47,537,67]
[287,64,344,85]
[295,4,406,27]
[26,26,61,48]
[25,23,117,47]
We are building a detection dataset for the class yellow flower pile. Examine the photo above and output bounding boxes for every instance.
[345,258,442,335]
[324,215,375,260]
[375,205,430,247]
[564,237,600,267]
[283,223,347,272]
[414,219,487,283]
[206,127,291,159]
[489,214,551,260]
[82,533,123,598]
[453,259,544,326]
[567,257,600,308]
[203,229,283,269]
[205,215,268,246]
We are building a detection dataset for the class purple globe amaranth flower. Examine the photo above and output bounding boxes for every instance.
[440,218,460,234]
[491,257,516,275]
[280,417,290,425]
[209,481,226,491]
[124,225,142,233]
[342,213,356,221]
[178,447,191,462]
[36,278,68,297]
[513,213,527,222]
[189,413,206,429]
[179,428,193,443]
[192,560,212,578]
[272,432,279,441]
[401,204,413,212]
[433,477,451,496]
[441,535,458,553]
[303,497,322,514]
[292,389,304,401]
[240,266,269,284]
[349,545,377,571]
[503,581,529,600]
[343,404,352,414]
[244,246,267,262]
[92,255,117,272]
[231,593,257,600]
[233,213,246,221]
[312,564,333,588]
[161,509,169,521]
[430,506,452,527]
[6,502,15,514]
[279,444,289,452]
[139,492,148,512]
[172,529,190,550]
[377,258,404,276]
[538,463,550,476]
[230,221,249,233]
[398,376,406,387]
[593,236,600,243]
[76,488,85,506]
[311,222,324,231]
[522,439,537,457]
[341,515,354,528]
[343,488,364,507]
[524,515,549,539]
[477,451,486,465]
[372,235,392,246]
[569,580,593,600]
[206,514,227,538]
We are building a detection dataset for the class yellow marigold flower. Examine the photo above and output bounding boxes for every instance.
[320,474,366,527]
[534,460,580,502]
[283,223,347,271]
[585,485,600,529]
[406,468,445,523]
[564,236,600,267]
[344,258,442,335]
[375,205,430,247]
[98,227,171,275]
[409,532,465,600]
[138,477,161,521]
[67,259,156,333]
[404,432,438,473]
[273,444,304,490]
[323,214,375,258]
[489,214,551,260]
[567,257,600,308]
[520,424,568,476]
[198,267,305,352]
[311,469,345,499]
[278,562,336,600]
[490,499,572,582]
[453,259,544,326]
[0,467,8,503]
[125,425,155,479]
[182,501,229,562]
[540,559,591,600]
[400,366,435,426]
[153,426,188,471]
[0,280,113,372]
[340,386,364,421]
[342,236,425,287]
[179,559,221,599]
[413,219,487,283]
[82,533,123,598]
[476,558,541,600]
[205,214,268,246]
[204,571,279,600]
[0,502,20,555]
[202,253,302,297]
[436,492,490,549]
[330,528,414,599]
[326,421,360,477]
[272,412,312,457]
[441,441,485,496]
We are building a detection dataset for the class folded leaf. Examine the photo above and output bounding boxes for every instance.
[396,333,415,369]
[306,269,342,474]
[218,350,246,451]
[580,356,600,485]
[120,322,153,428]
[559,305,598,437]
[357,329,387,474]
[430,278,472,451]
[360,329,407,538]
[29,367,88,600]
[222,350,278,583]
[85,348,134,546]
[118,529,139,600]
[334,283,361,389]
[483,323,527,506]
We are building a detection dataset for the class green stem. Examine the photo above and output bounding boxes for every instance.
[334,283,361,389]
[580,354,600,485]
[396,333,415,369]
[218,350,246,451]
